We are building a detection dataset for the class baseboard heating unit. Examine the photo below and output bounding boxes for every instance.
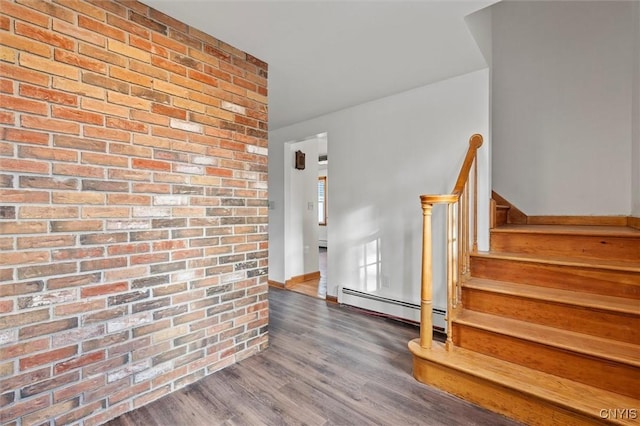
[341,287,447,333]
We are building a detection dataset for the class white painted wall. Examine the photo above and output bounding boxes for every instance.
[492,1,635,216]
[270,70,489,319]
[632,1,640,217]
[284,138,320,281]
[318,164,328,247]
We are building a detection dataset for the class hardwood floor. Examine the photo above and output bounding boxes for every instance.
[106,288,520,426]
[288,248,327,299]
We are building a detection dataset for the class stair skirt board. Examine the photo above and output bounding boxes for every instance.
[340,288,447,332]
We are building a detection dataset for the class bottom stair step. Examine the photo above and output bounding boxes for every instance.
[453,310,640,398]
[408,340,639,426]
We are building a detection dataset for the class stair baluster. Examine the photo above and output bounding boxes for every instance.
[418,134,483,349]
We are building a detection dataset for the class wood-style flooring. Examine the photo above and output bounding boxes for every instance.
[288,248,327,300]
[106,288,521,426]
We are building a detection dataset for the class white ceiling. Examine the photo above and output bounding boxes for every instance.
[143,0,497,130]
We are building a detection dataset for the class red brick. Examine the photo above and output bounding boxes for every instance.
[52,247,104,261]
[18,316,77,339]
[132,158,171,172]
[54,49,107,74]
[0,221,48,235]
[82,71,129,94]
[19,346,76,370]
[0,250,48,266]
[0,94,47,115]
[0,112,13,126]
[106,194,151,205]
[0,63,49,87]
[53,134,106,152]
[22,396,79,426]
[78,43,127,67]
[54,351,105,374]
[78,15,126,42]
[0,299,12,313]
[81,152,128,167]
[1,128,49,145]
[53,375,104,403]
[53,163,104,179]
[151,33,187,55]
[83,125,131,143]
[151,55,186,76]
[0,158,49,174]
[81,282,128,298]
[52,76,105,99]
[48,221,102,235]
[0,79,12,94]
[107,39,150,62]
[81,206,129,218]
[107,91,151,111]
[188,69,219,88]
[130,252,169,265]
[107,243,150,256]
[19,84,78,106]
[17,234,76,248]
[80,257,127,272]
[52,191,104,205]
[18,145,77,162]
[21,115,80,135]
[16,0,75,23]
[151,103,186,120]
[0,32,52,58]
[15,21,75,50]
[0,338,49,361]
[55,0,106,21]
[128,9,167,34]
[106,117,148,133]
[80,98,129,118]
[53,19,105,47]
[129,59,169,81]
[87,0,126,17]
[0,1,50,27]
[0,394,49,424]
[129,34,169,57]
[54,299,105,316]
[55,400,104,425]
[109,142,152,158]
[0,15,9,31]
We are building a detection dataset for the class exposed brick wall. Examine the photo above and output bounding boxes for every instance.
[0,1,269,424]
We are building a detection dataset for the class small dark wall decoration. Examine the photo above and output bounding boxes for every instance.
[295,150,306,170]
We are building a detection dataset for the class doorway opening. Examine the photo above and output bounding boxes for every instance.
[283,133,328,300]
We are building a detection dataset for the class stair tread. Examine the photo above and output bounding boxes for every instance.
[409,340,638,425]
[456,310,640,367]
[472,250,640,272]
[465,277,640,315]
[492,224,640,237]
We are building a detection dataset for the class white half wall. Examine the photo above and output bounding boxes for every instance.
[492,1,635,216]
[269,69,489,318]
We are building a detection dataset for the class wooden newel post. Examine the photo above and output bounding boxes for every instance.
[420,200,433,349]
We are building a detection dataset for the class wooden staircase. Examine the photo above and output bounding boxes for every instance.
[410,190,640,424]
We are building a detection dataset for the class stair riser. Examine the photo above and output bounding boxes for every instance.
[462,289,640,344]
[412,356,607,426]
[490,233,640,262]
[453,324,640,399]
[470,256,640,299]
[495,208,508,227]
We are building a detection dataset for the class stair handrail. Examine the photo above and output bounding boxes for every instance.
[418,134,483,351]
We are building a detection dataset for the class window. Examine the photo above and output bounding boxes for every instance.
[318,176,327,225]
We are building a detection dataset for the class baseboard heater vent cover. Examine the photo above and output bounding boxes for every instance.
[340,288,446,332]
